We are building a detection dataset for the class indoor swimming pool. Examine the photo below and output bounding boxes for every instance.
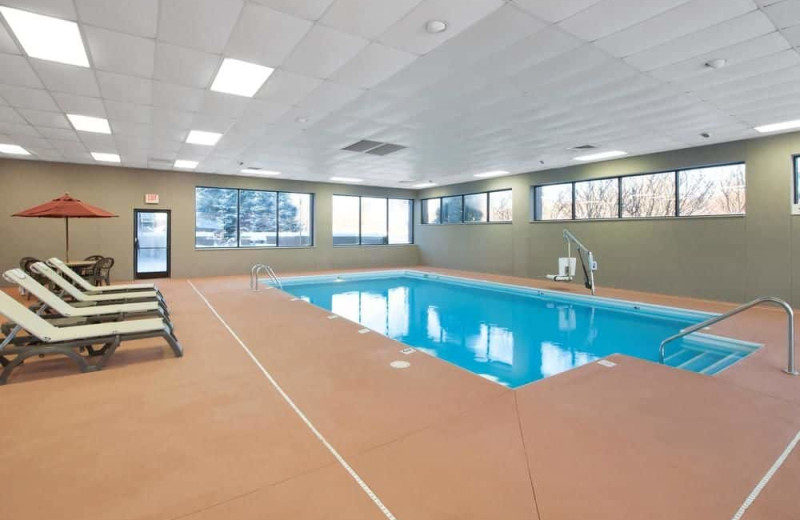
[281,271,759,388]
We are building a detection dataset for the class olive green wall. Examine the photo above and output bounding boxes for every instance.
[0,159,419,281]
[415,132,800,305]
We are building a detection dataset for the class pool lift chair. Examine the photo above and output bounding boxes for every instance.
[546,229,598,295]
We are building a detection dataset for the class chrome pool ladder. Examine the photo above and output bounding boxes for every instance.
[659,296,798,376]
[250,264,282,291]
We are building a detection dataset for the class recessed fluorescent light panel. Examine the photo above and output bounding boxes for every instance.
[330,176,363,183]
[413,182,436,189]
[754,120,800,133]
[211,58,275,98]
[0,144,30,155]
[186,130,222,146]
[474,170,509,178]
[573,150,628,162]
[241,168,280,175]
[174,160,198,169]
[91,152,120,163]
[0,6,89,67]
[67,114,111,134]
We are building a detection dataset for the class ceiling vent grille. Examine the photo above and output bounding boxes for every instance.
[570,144,597,150]
[342,139,407,156]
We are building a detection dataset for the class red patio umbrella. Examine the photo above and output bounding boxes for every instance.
[12,193,118,262]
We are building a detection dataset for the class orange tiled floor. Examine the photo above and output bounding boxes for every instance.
[1,267,799,520]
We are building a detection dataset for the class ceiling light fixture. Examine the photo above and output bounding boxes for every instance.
[425,20,448,34]
[413,182,436,189]
[754,120,800,133]
[474,170,509,178]
[211,58,275,98]
[0,144,31,155]
[330,176,363,183]
[573,150,628,162]
[0,6,89,67]
[186,130,222,146]
[67,114,111,134]
[705,58,727,69]
[241,168,280,176]
[91,152,120,163]
[174,159,198,169]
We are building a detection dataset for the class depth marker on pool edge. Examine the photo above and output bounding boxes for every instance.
[188,281,398,520]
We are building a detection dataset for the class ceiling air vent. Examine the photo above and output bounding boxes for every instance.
[570,144,597,150]
[341,139,407,156]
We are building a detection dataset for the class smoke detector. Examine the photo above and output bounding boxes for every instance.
[425,20,447,33]
[705,58,727,69]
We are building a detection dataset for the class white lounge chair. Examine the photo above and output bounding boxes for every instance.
[546,257,577,282]
[3,269,167,321]
[47,258,162,296]
[31,262,165,306]
[0,290,181,384]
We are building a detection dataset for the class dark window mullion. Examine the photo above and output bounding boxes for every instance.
[571,182,577,220]
[674,171,680,217]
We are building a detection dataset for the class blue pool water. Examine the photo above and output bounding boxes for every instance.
[281,272,758,388]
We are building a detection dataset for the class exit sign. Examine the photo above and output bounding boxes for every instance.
[145,193,159,204]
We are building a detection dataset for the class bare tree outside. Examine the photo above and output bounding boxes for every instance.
[489,190,512,221]
[575,178,619,219]
[678,164,745,216]
[535,184,573,220]
[621,172,675,217]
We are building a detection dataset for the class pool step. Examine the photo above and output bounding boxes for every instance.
[664,347,744,375]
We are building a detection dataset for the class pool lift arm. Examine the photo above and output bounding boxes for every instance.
[556,229,598,295]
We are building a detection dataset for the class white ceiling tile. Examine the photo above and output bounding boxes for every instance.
[0,55,43,88]
[320,0,423,39]
[0,22,20,55]
[783,24,800,46]
[250,0,336,21]
[78,132,116,150]
[282,25,369,78]
[224,3,312,67]
[30,61,100,97]
[511,0,604,22]
[380,0,505,55]
[330,43,418,89]
[558,0,693,41]
[84,26,155,78]
[17,108,70,129]
[75,0,158,37]
[158,0,244,53]
[104,100,152,124]
[198,91,252,118]
[151,108,194,129]
[1,0,76,19]
[297,81,365,113]
[152,82,205,113]
[0,121,41,137]
[256,69,323,105]
[154,43,220,89]
[49,139,87,153]
[51,92,105,117]
[0,85,58,111]
[765,0,800,28]
[0,106,25,124]
[110,120,152,138]
[96,71,152,105]
[595,0,758,57]
[624,10,776,71]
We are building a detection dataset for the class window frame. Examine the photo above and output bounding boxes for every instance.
[792,154,800,207]
[531,161,746,222]
[194,186,315,249]
[332,194,414,246]
[420,188,513,225]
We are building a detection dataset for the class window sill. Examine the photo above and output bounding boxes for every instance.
[419,221,513,226]
[333,244,415,248]
[195,246,316,251]
[529,214,745,223]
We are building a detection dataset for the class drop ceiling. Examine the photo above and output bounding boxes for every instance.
[1,0,799,187]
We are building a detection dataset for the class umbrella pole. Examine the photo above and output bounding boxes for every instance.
[65,217,69,262]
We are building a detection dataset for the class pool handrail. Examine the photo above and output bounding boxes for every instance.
[659,296,798,376]
[250,264,281,291]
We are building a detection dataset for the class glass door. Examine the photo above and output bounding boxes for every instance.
[134,209,170,279]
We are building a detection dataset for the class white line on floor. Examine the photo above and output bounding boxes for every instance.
[187,281,397,520]
[731,429,800,520]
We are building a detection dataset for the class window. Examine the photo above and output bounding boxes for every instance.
[422,198,441,224]
[441,196,463,223]
[533,162,745,221]
[795,156,800,204]
[464,193,487,222]
[195,187,314,248]
[332,195,413,246]
[332,195,360,246]
[533,184,573,221]
[422,189,513,224]
[489,190,512,222]
[575,178,619,219]
[621,172,675,218]
[678,164,745,216]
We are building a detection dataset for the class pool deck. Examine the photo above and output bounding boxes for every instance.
[2,266,799,520]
